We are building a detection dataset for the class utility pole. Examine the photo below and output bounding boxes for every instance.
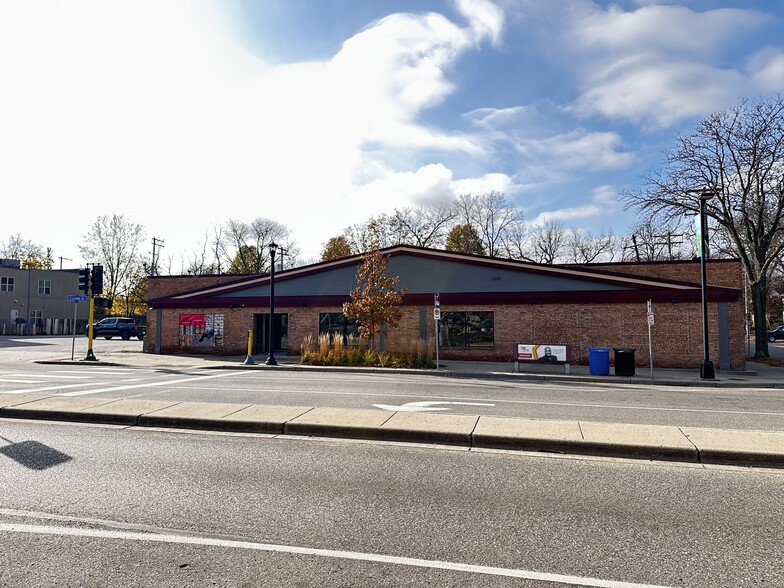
[151,237,165,276]
[58,256,72,270]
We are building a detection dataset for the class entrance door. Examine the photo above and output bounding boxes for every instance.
[253,313,288,354]
[10,309,19,323]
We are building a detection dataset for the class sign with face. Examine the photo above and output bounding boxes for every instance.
[516,344,568,363]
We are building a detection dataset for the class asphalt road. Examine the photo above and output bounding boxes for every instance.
[2,336,784,431]
[2,360,784,431]
[1,420,783,587]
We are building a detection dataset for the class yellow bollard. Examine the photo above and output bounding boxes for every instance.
[243,329,255,365]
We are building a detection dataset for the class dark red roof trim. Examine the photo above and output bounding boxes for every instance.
[149,285,738,309]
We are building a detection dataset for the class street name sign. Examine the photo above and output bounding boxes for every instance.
[67,295,87,302]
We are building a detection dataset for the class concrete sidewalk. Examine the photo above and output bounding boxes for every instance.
[2,393,783,468]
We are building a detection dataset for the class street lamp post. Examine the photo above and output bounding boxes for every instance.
[266,242,278,366]
[698,190,715,379]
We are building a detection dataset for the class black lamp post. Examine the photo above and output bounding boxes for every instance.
[698,190,715,379]
[266,242,278,366]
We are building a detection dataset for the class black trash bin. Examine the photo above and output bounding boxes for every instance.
[613,348,636,376]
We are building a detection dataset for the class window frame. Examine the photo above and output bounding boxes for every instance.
[38,279,51,295]
[0,276,14,292]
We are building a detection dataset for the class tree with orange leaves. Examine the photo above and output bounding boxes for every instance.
[343,249,406,349]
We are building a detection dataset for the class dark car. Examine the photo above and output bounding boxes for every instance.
[767,325,784,342]
[91,317,145,340]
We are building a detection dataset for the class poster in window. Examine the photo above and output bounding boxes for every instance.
[179,313,224,347]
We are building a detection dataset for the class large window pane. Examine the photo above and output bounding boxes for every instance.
[319,313,360,345]
[439,311,493,347]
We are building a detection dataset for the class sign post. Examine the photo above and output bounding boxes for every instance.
[434,293,440,370]
[67,295,87,361]
[647,299,654,379]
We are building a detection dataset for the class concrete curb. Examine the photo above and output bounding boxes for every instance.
[2,396,783,468]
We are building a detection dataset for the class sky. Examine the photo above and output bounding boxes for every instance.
[1,0,783,270]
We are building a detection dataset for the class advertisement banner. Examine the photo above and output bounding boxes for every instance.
[179,313,224,347]
[516,344,568,363]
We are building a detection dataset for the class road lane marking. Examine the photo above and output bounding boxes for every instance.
[0,382,111,394]
[60,371,245,396]
[1,373,91,380]
[373,401,496,412]
[0,379,45,384]
[0,522,673,588]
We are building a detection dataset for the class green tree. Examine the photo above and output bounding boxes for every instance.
[1,235,53,269]
[229,245,262,274]
[321,236,353,261]
[343,249,407,349]
[445,224,485,254]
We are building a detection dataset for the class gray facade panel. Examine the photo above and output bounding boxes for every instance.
[218,256,635,299]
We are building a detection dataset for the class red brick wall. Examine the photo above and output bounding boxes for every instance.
[147,275,246,301]
[146,260,746,368]
[586,259,743,289]
[147,298,745,369]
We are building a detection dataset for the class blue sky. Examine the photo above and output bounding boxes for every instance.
[2,0,783,268]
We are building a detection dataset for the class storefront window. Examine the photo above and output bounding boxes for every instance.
[439,311,494,347]
[319,313,360,345]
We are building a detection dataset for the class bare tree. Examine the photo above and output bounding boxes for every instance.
[500,220,528,260]
[182,231,219,275]
[391,202,457,248]
[567,228,617,264]
[622,95,784,357]
[219,217,295,274]
[342,215,398,253]
[527,219,567,264]
[622,216,694,262]
[79,214,146,302]
[456,191,523,257]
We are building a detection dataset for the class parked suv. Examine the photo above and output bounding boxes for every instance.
[91,317,145,340]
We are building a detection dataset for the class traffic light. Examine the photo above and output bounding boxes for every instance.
[78,267,89,293]
[94,296,113,309]
[90,265,103,296]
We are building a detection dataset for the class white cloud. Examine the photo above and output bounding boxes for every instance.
[527,183,619,227]
[454,0,505,46]
[575,5,763,56]
[0,0,503,262]
[451,172,518,195]
[746,48,784,92]
[518,129,633,171]
[553,2,770,127]
[351,164,518,210]
[571,56,745,127]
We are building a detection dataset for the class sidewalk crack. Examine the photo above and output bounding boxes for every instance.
[577,421,585,440]
[679,427,702,464]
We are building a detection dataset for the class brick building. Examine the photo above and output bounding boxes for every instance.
[145,245,746,370]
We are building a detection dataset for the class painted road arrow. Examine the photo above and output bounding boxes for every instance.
[372,401,495,412]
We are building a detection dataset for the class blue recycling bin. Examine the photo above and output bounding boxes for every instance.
[588,347,611,375]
